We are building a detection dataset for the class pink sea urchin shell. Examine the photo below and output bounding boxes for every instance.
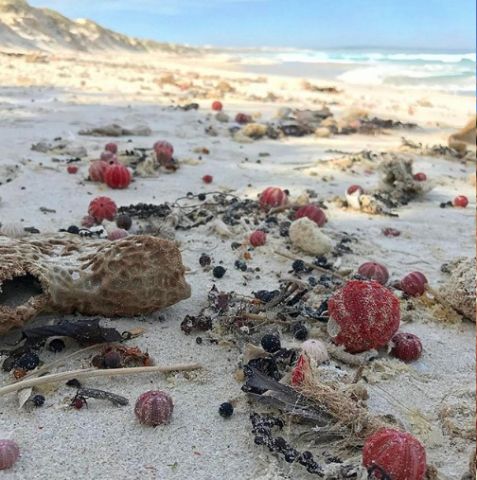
[295,204,327,227]
[249,230,266,247]
[89,160,107,182]
[135,390,174,426]
[259,187,287,209]
[400,271,428,297]
[105,142,118,154]
[0,439,20,470]
[391,332,423,362]
[108,228,128,241]
[358,261,389,285]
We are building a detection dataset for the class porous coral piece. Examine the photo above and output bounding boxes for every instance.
[439,257,475,321]
[0,234,191,335]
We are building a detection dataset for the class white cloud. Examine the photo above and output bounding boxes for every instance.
[30,0,268,15]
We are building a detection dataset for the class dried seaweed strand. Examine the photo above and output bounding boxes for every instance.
[76,388,129,406]
[0,363,202,396]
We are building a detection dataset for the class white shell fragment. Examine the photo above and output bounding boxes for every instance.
[289,217,333,255]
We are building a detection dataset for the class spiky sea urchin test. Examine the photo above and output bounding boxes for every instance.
[135,390,174,426]
[362,428,426,480]
[327,280,400,353]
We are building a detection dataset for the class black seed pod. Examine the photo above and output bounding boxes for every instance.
[32,394,45,407]
[48,338,65,353]
[116,214,132,230]
[218,402,234,418]
[67,225,79,234]
[212,266,226,278]
[260,334,281,353]
[15,352,40,371]
[199,253,211,267]
[291,322,308,341]
[292,260,306,273]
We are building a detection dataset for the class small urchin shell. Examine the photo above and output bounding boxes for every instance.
[295,205,327,227]
[249,230,267,247]
[108,228,128,241]
[301,339,329,365]
[135,390,174,426]
[400,271,428,297]
[104,164,131,189]
[88,196,117,222]
[259,187,287,209]
[0,439,20,470]
[328,280,400,353]
[362,428,426,480]
[289,217,333,256]
[358,262,389,285]
[391,332,422,362]
[89,160,107,182]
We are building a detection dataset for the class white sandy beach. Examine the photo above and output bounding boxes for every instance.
[0,44,474,480]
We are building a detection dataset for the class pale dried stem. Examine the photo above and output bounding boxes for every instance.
[0,363,202,396]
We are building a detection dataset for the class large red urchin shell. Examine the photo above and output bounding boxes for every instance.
[88,196,117,222]
[328,280,400,353]
[104,164,131,189]
[259,187,287,209]
[358,262,389,285]
[390,332,422,362]
[400,272,428,297]
[249,230,267,247]
[89,161,107,182]
[295,205,327,227]
[154,141,174,166]
[135,390,174,426]
[362,428,426,480]
[0,439,20,470]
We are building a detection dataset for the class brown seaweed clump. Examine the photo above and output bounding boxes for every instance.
[0,234,191,335]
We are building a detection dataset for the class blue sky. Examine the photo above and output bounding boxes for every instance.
[29,0,475,50]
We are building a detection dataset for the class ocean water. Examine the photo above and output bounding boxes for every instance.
[228,48,476,95]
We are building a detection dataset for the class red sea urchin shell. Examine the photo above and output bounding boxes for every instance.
[362,428,426,480]
[88,196,117,222]
[259,187,287,209]
[105,142,118,154]
[0,439,20,470]
[212,101,223,111]
[358,262,389,285]
[202,175,213,184]
[295,205,327,227]
[413,172,427,181]
[135,390,174,426]
[453,195,469,207]
[328,280,400,353]
[347,184,363,195]
[108,228,129,241]
[89,161,107,182]
[249,230,267,247]
[400,272,428,297]
[235,113,252,124]
[153,140,174,166]
[100,151,118,163]
[104,164,131,189]
[391,332,422,362]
